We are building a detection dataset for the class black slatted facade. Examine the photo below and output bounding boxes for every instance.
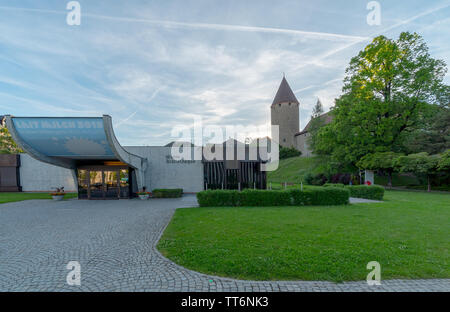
[203,161,266,190]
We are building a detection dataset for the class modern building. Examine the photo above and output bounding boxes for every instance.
[3,115,267,199]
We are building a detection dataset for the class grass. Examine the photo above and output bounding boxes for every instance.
[267,156,323,183]
[158,190,450,282]
[0,192,78,204]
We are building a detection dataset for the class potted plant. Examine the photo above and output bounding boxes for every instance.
[50,187,65,201]
[137,187,151,200]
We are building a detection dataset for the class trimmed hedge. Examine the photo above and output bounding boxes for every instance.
[292,187,349,205]
[323,183,385,200]
[197,190,240,207]
[323,183,345,188]
[197,187,350,207]
[152,188,183,198]
[239,189,292,206]
[346,185,384,200]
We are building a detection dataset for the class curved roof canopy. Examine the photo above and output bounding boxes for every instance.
[5,115,145,172]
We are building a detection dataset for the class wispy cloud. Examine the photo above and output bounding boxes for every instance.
[0,5,368,42]
[0,1,448,145]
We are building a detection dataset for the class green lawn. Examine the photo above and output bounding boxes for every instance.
[0,192,78,204]
[267,156,323,183]
[158,190,450,282]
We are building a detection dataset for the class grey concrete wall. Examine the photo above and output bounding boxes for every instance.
[124,146,204,193]
[271,102,299,148]
[19,153,77,192]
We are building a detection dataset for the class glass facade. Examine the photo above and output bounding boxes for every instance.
[77,167,131,199]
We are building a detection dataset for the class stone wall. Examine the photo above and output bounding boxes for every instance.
[295,133,314,157]
[271,102,299,148]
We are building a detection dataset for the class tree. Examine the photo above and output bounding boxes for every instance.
[311,98,324,118]
[313,32,448,166]
[401,86,450,154]
[437,149,450,172]
[357,152,403,188]
[279,146,301,159]
[394,152,439,192]
[0,119,23,154]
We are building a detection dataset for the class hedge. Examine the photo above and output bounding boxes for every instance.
[292,187,349,205]
[323,183,385,200]
[196,187,350,207]
[197,190,240,207]
[323,183,345,188]
[239,189,292,206]
[152,188,183,198]
[346,185,384,200]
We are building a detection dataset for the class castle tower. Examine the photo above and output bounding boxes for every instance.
[270,76,299,148]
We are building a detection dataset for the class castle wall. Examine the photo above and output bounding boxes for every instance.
[271,102,299,148]
[295,133,313,157]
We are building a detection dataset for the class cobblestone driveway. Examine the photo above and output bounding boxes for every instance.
[0,196,448,292]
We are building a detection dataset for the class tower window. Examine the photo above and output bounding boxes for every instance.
[283,138,286,142]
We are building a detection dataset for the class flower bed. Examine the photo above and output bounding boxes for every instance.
[152,188,183,198]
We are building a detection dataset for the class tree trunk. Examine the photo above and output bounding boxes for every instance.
[388,171,392,189]
[427,175,431,192]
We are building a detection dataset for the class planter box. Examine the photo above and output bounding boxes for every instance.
[52,195,64,201]
[138,194,149,200]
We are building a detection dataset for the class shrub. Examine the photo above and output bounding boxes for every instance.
[279,147,302,160]
[289,189,314,205]
[293,187,349,205]
[346,185,384,200]
[152,188,183,198]
[197,187,350,207]
[197,190,240,207]
[329,173,352,185]
[323,183,345,188]
[239,189,292,206]
[304,173,328,185]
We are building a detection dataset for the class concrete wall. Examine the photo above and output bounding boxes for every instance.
[19,153,77,192]
[271,102,299,148]
[124,146,204,193]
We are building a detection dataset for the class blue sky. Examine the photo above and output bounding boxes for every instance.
[1,0,449,145]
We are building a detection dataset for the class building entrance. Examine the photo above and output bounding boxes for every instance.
[77,166,131,199]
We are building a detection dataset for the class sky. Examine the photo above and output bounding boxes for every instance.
[0,0,449,146]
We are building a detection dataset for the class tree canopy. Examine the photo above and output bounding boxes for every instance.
[313,32,448,166]
[0,121,23,154]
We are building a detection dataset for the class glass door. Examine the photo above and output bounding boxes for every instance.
[104,170,119,199]
[119,169,130,198]
[89,170,104,199]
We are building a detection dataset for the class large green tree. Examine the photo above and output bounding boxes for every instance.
[401,85,450,154]
[314,32,448,166]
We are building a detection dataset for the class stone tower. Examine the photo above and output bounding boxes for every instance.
[270,76,299,148]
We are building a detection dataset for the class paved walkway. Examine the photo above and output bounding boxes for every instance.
[0,196,448,292]
[349,197,383,203]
